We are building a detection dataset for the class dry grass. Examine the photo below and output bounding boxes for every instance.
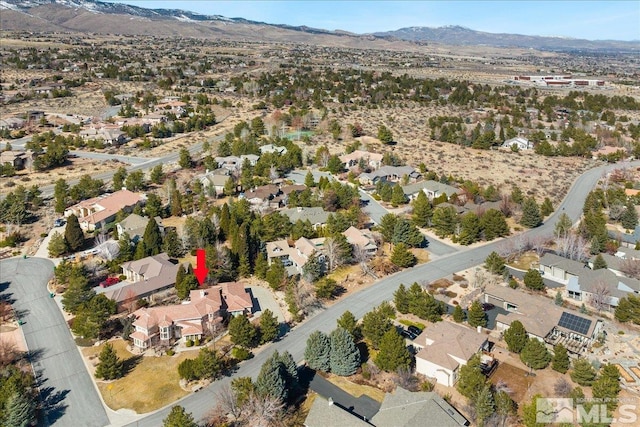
[411,247,430,264]
[489,362,531,403]
[326,374,386,403]
[83,339,195,414]
[508,251,540,271]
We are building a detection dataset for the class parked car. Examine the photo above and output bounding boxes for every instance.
[407,325,423,337]
[100,277,120,288]
[53,218,65,227]
[482,303,495,311]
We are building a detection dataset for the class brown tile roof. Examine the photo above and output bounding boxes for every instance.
[415,321,487,371]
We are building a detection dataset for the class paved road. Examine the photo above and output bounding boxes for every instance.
[69,150,154,166]
[0,258,109,427]
[128,159,637,426]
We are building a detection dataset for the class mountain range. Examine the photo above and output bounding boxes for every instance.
[0,0,637,52]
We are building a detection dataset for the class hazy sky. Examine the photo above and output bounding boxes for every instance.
[107,1,640,41]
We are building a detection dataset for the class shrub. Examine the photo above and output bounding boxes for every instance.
[118,275,127,281]
[186,339,194,347]
[232,346,252,361]
[166,349,175,356]
[194,339,201,346]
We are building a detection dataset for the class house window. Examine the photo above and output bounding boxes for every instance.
[160,327,170,340]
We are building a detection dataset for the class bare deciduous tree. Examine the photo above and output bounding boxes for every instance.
[530,234,550,257]
[394,366,419,391]
[122,288,138,315]
[324,237,345,272]
[214,383,242,422]
[619,258,640,280]
[0,301,13,324]
[588,281,611,313]
[352,245,373,276]
[555,232,588,261]
[499,194,513,218]
[554,377,573,397]
[0,338,18,369]
[243,393,285,427]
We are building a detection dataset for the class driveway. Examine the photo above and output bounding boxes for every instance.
[0,257,109,427]
[249,285,286,323]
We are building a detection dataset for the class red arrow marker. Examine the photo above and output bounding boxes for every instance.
[194,248,209,286]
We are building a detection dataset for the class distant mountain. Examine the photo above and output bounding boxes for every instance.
[0,0,637,53]
[373,25,639,52]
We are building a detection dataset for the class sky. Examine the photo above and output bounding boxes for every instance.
[107,1,640,41]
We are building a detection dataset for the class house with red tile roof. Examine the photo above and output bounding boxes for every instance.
[64,189,145,231]
[130,283,253,351]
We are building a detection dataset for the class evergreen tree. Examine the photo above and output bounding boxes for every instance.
[554,212,573,237]
[391,184,407,206]
[393,284,410,314]
[174,265,186,292]
[392,218,423,247]
[361,306,393,349]
[511,186,524,205]
[467,300,487,328]
[520,337,551,369]
[431,205,458,237]
[266,258,286,290]
[163,406,197,427]
[374,328,412,372]
[254,251,268,280]
[614,294,640,323]
[524,269,545,291]
[504,320,527,353]
[378,213,398,243]
[390,243,417,268]
[570,358,597,386]
[259,309,279,344]
[112,166,127,191]
[304,331,331,372]
[150,164,164,185]
[162,228,183,258]
[4,391,36,427]
[228,314,257,348]
[592,254,607,270]
[551,343,570,373]
[337,310,361,341]
[520,197,542,228]
[142,217,162,256]
[377,124,393,144]
[540,197,554,216]
[178,148,192,169]
[329,327,360,376]
[278,351,299,393]
[485,251,506,275]
[176,267,199,299]
[145,193,163,218]
[458,212,481,245]
[64,213,84,251]
[555,290,564,306]
[304,170,315,188]
[593,364,621,411]
[453,304,465,323]
[521,394,545,427]
[480,209,510,240]
[61,272,95,314]
[48,231,67,257]
[474,383,495,427]
[53,178,69,213]
[256,351,287,401]
[95,342,124,380]
[118,232,133,262]
[412,191,432,227]
[494,389,516,423]
[170,189,183,216]
[621,200,638,230]
[456,354,486,399]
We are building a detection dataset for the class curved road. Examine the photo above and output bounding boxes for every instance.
[128,160,639,426]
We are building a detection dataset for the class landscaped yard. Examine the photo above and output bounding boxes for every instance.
[82,339,198,413]
[507,251,539,271]
[326,373,386,402]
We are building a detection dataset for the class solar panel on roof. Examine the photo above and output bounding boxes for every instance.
[558,312,592,336]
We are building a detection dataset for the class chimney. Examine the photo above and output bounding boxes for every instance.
[477,325,482,334]
[328,397,333,406]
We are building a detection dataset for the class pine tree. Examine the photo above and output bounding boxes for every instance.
[142,217,162,256]
[467,300,487,328]
[614,294,640,323]
[64,214,84,251]
[485,251,506,275]
[554,212,573,237]
[336,310,361,341]
[520,337,551,369]
[374,328,412,372]
[163,405,197,427]
[520,197,542,228]
[555,290,564,306]
[391,218,423,247]
[551,343,570,373]
[540,197,554,217]
[456,354,486,399]
[4,391,36,427]
[411,191,432,227]
[95,342,124,380]
[48,231,67,257]
[458,212,481,245]
[170,189,183,216]
[259,309,279,344]
[329,327,360,376]
[61,272,95,314]
[378,213,398,244]
[453,304,465,323]
[228,314,257,348]
[394,284,410,314]
[570,358,597,386]
[304,331,331,372]
[391,184,407,206]
[431,205,458,237]
[474,383,495,427]
[162,228,183,258]
[176,266,199,299]
[266,258,286,290]
[305,170,315,187]
[480,209,510,240]
[256,351,287,401]
[390,243,417,268]
[174,265,186,292]
[621,200,638,230]
[53,178,69,214]
[524,269,545,291]
[361,306,393,349]
[113,167,127,191]
[504,320,527,353]
[178,148,192,169]
[133,241,146,260]
[278,351,299,393]
[592,254,607,270]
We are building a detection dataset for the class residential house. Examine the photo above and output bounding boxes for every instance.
[0,117,25,130]
[116,213,164,243]
[342,226,377,255]
[402,180,459,202]
[260,144,287,155]
[371,387,469,427]
[484,284,603,355]
[266,237,326,275]
[79,127,127,145]
[0,150,36,170]
[215,154,260,171]
[304,395,370,427]
[104,253,182,310]
[413,321,489,387]
[196,168,231,197]
[566,268,640,309]
[359,166,421,186]
[241,184,283,209]
[339,150,383,170]
[129,283,253,350]
[64,189,145,231]
[502,136,532,150]
[280,207,331,229]
[539,253,587,283]
[280,184,306,206]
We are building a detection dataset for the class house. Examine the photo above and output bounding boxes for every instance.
[79,127,127,145]
[0,117,25,130]
[304,395,370,427]
[342,226,377,254]
[339,150,383,170]
[241,184,282,208]
[266,237,326,275]
[280,207,330,229]
[413,321,489,387]
[371,387,469,427]
[214,154,260,171]
[196,169,231,197]
[116,214,164,243]
[566,268,640,309]
[502,136,532,150]
[402,180,459,202]
[539,253,587,283]
[64,189,145,231]
[484,284,603,355]
[359,166,421,186]
[260,144,287,155]
[129,283,253,350]
[104,253,182,310]
[0,150,36,170]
